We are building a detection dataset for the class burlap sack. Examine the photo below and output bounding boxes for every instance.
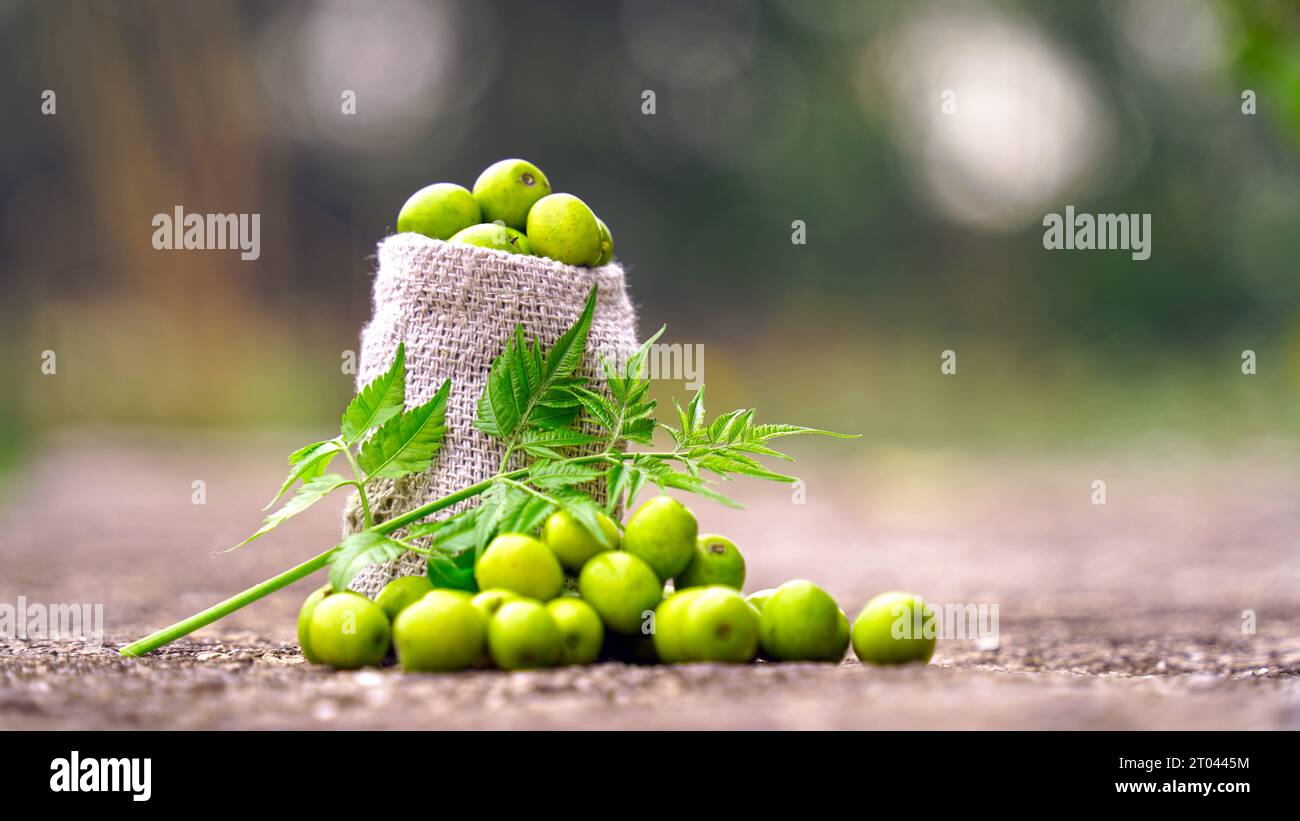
[343,233,639,599]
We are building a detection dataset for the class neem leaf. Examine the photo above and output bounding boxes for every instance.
[265,438,343,510]
[235,473,352,550]
[341,343,406,444]
[358,379,451,480]
[474,287,597,441]
[426,551,477,592]
[328,531,407,592]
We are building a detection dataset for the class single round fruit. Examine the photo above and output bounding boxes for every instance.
[307,591,391,669]
[541,510,620,573]
[681,586,760,663]
[397,183,481,240]
[546,597,604,665]
[745,588,777,613]
[375,575,434,622]
[757,580,849,662]
[475,533,564,601]
[526,193,602,266]
[487,600,562,670]
[852,591,937,665]
[392,589,485,672]
[297,584,331,664]
[621,495,698,581]
[472,159,551,230]
[651,587,706,664]
[594,218,614,266]
[449,223,534,255]
[578,551,664,634]
[471,588,521,619]
[676,534,746,590]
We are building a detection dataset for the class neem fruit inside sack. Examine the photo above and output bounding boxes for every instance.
[472,158,551,230]
[307,591,391,670]
[526,193,603,266]
[397,182,481,240]
[851,591,936,665]
[622,495,698,581]
[449,222,534,255]
[675,534,745,590]
[393,589,486,672]
[475,532,565,601]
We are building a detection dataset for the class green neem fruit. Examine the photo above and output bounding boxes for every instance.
[471,588,521,619]
[488,599,562,670]
[449,223,534,255]
[651,587,706,664]
[852,591,937,665]
[578,551,663,634]
[745,588,777,613]
[475,532,565,601]
[525,193,602,266]
[594,218,614,266]
[546,597,604,665]
[307,591,391,670]
[397,183,481,240]
[297,584,331,664]
[392,589,485,672]
[375,575,434,622]
[676,534,746,590]
[472,158,551,230]
[758,580,847,662]
[681,586,759,664]
[622,495,698,581]
[541,510,620,573]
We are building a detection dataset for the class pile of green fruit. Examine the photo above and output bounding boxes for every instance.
[397,158,614,267]
[297,494,937,672]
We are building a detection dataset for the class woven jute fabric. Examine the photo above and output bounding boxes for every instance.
[343,234,639,599]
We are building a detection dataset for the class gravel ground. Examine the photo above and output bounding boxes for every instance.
[1,432,1298,730]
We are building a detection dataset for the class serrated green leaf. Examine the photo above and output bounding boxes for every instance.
[427,552,477,592]
[530,462,605,490]
[358,379,450,480]
[698,453,796,483]
[748,423,860,441]
[519,428,602,459]
[328,531,407,592]
[235,473,351,550]
[266,438,343,510]
[568,386,618,429]
[341,343,406,444]
[474,287,598,442]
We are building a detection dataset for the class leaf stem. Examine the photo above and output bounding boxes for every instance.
[340,444,373,528]
[118,548,335,657]
[117,452,632,657]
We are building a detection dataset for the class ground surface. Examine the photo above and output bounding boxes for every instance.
[1,432,1298,730]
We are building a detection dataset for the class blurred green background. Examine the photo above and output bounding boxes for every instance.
[2,0,1299,475]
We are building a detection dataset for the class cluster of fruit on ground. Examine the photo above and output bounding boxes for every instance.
[397,158,613,266]
[298,494,935,672]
